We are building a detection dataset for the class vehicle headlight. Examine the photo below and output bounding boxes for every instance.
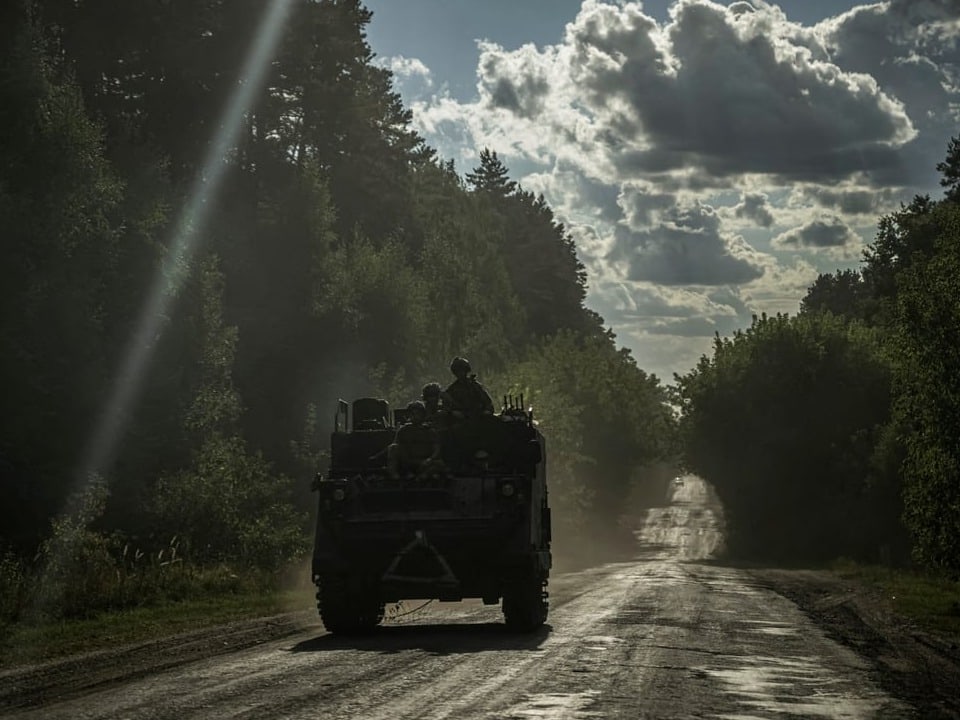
[500,482,515,497]
[332,488,346,501]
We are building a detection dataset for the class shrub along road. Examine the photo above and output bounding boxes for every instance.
[3,477,957,718]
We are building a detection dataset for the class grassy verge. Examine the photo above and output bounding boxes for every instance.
[832,560,960,641]
[0,588,313,669]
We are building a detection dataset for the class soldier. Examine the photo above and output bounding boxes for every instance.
[445,356,495,418]
[421,382,448,425]
[388,400,442,477]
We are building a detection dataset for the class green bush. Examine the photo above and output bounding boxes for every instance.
[676,312,906,564]
[154,434,307,570]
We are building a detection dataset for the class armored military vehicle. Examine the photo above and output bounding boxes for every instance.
[311,396,551,633]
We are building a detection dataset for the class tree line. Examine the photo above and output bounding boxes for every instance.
[676,140,960,575]
[0,0,676,620]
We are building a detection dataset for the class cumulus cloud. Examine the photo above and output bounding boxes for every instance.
[733,192,775,227]
[590,279,756,334]
[409,0,956,193]
[523,164,622,223]
[610,199,768,285]
[772,216,861,250]
[411,0,938,198]
[745,256,820,312]
[382,55,432,82]
[582,265,815,379]
[789,184,901,216]
[618,182,677,227]
[478,42,553,119]
[568,222,617,274]
[468,0,916,184]
[642,297,754,336]
[817,0,960,186]
[398,0,960,377]
[381,55,435,109]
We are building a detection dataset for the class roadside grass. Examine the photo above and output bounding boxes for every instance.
[0,502,316,669]
[0,587,313,669]
[0,545,317,670]
[831,560,960,640]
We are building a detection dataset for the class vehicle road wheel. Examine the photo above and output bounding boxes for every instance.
[502,574,548,632]
[316,576,384,635]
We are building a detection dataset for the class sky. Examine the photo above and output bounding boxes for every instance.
[362,0,960,381]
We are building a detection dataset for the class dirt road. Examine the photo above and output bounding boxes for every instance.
[3,477,918,718]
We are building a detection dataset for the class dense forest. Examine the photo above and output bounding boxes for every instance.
[0,0,676,621]
[676,140,960,575]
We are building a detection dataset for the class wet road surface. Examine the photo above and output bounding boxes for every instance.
[8,477,912,719]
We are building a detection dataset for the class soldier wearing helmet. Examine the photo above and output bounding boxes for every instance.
[444,356,495,418]
[388,400,442,477]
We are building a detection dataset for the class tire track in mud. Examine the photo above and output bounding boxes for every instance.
[9,635,434,719]
[350,577,634,720]
[0,614,308,712]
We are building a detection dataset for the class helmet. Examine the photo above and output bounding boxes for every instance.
[422,382,442,399]
[450,356,471,375]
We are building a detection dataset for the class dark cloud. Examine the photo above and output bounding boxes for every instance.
[610,200,766,285]
[821,0,960,188]
[455,0,951,189]
[619,184,676,227]
[772,216,860,249]
[570,0,915,182]
[734,192,774,227]
[421,0,957,195]
[798,186,898,215]
[485,75,550,117]
[478,43,551,119]
[705,285,754,316]
[567,2,667,105]
[613,143,910,185]
[548,163,623,222]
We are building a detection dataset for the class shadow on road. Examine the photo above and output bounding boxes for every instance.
[288,622,552,655]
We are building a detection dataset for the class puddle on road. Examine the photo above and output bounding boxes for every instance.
[502,690,601,719]
[581,635,626,651]
[743,620,798,637]
[675,557,910,719]
[702,654,896,719]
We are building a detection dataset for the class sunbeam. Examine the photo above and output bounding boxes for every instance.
[68,0,295,513]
